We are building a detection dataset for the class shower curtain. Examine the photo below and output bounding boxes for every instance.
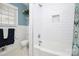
[72,3,79,56]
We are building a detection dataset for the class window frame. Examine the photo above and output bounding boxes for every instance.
[0,3,18,27]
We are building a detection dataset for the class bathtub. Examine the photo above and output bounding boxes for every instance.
[33,45,72,56]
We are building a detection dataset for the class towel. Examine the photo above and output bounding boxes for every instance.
[0,29,5,47]
[5,28,15,45]
[3,28,8,39]
[0,28,15,48]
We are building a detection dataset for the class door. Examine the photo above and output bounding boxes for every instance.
[31,3,75,56]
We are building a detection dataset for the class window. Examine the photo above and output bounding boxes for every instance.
[0,3,18,26]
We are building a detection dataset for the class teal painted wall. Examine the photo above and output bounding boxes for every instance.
[10,3,29,26]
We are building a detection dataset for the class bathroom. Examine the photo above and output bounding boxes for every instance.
[29,3,79,56]
[0,3,29,56]
[0,3,79,56]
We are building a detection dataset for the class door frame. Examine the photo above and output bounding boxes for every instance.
[29,4,33,56]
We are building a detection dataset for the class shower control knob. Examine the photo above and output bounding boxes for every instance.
[38,34,40,39]
[38,40,42,46]
[39,40,42,43]
[38,43,41,46]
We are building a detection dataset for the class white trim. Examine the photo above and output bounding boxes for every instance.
[29,4,33,56]
[16,6,18,26]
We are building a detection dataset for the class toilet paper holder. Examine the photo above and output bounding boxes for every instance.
[0,46,6,52]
